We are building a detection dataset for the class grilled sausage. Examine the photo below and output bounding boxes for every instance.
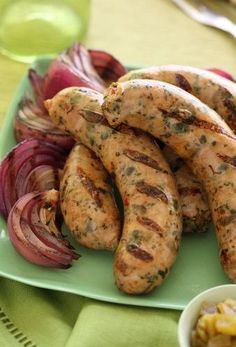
[102,79,236,282]
[120,65,232,232]
[45,87,182,294]
[119,126,211,233]
[119,65,236,132]
[60,143,120,250]
[162,146,211,233]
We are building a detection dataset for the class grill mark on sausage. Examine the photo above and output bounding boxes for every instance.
[220,249,230,267]
[169,157,184,172]
[228,118,236,133]
[175,74,192,93]
[80,110,107,124]
[77,167,102,207]
[209,165,223,175]
[222,89,236,118]
[136,181,168,203]
[116,124,134,135]
[115,259,129,274]
[126,244,154,262]
[159,108,236,140]
[123,149,168,174]
[178,187,202,196]
[219,213,236,226]
[136,216,163,236]
[214,205,228,215]
[224,97,236,116]
[217,153,236,167]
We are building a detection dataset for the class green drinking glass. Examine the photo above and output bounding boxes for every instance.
[0,0,90,62]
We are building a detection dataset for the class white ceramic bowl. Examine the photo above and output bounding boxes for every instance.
[178,284,236,347]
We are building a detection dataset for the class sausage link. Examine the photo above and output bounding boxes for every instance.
[102,79,236,282]
[119,65,236,132]
[162,146,211,233]
[60,143,120,250]
[45,87,182,294]
[120,65,232,231]
[119,125,211,233]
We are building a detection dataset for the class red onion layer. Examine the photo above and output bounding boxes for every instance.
[15,97,75,150]
[89,49,127,85]
[0,139,68,219]
[16,43,127,147]
[207,68,234,81]
[7,190,79,268]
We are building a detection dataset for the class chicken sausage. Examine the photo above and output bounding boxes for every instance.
[60,143,120,250]
[119,126,211,233]
[119,65,236,132]
[162,146,211,233]
[45,87,182,294]
[102,79,236,282]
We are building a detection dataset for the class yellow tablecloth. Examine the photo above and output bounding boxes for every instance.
[0,0,236,346]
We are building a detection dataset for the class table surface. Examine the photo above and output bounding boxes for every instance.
[1,0,236,128]
[0,0,236,346]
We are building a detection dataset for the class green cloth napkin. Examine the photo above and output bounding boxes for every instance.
[0,278,180,347]
[1,0,236,346]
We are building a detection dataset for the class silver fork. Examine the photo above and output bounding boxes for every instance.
[171,0,236,39]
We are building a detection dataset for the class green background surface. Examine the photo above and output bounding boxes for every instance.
[0,1,236,346]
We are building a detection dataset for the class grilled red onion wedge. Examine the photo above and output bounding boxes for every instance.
[43,43,127,98]
[7,189,79,268]
[29,43,127,105]
[43,43,105,99]
[17,44,126,146]
[207,68,234,81]
[0,139,67,219]
[89,49,127,85]
[28,68,46,111]
[15,98,75,149]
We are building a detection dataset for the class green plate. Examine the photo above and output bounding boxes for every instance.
[0,58,230,310]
